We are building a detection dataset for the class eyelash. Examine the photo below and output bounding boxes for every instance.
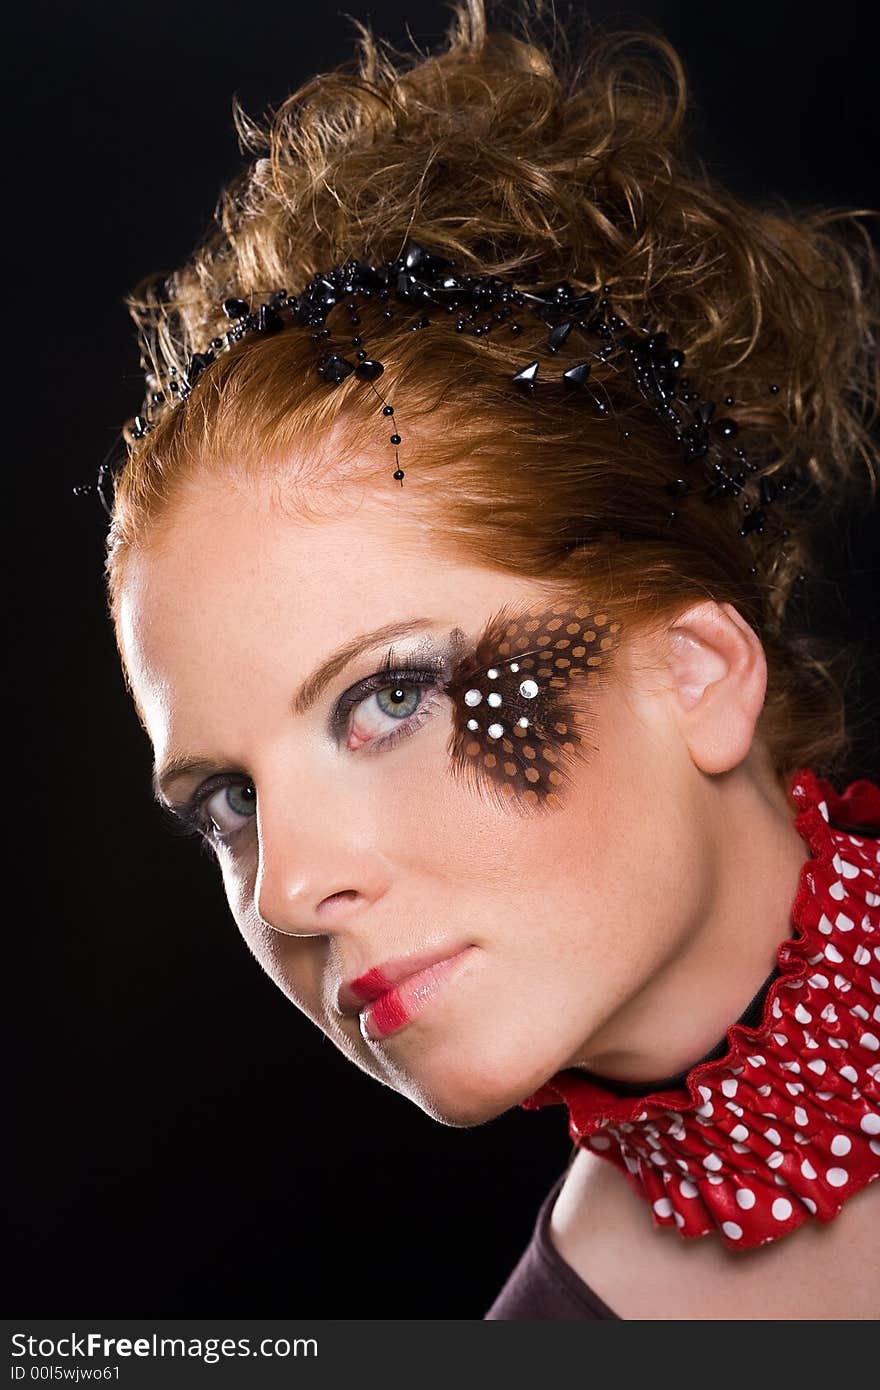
[161,657,447,846]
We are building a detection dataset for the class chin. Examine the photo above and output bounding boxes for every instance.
[381,1031,566,1129]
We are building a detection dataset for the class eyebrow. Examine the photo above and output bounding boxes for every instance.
[152,615,438,802]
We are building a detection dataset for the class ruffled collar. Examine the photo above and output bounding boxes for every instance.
[520,767,880,1249]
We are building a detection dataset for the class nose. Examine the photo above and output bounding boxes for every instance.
[253,782,393,936]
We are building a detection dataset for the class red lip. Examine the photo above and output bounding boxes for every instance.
[337,942,474,1018]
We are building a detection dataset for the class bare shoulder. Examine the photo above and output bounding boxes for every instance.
[549,1149,880,1320]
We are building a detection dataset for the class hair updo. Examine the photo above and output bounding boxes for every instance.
[107,0,878,788]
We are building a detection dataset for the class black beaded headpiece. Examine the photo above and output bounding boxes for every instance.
[83,238,804,578]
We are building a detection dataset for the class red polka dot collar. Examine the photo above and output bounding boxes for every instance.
[520,767,880,1249]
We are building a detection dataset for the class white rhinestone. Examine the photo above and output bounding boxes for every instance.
[487,668,499,679]
[487,723,504,739]
[464,689,483,707]
[466,719,478,731]
[519,679,539,699]
[509,662,519,672]
[487,692,502,708]
[517,717,530,728]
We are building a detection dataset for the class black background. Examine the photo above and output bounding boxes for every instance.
[10,0,879,1316]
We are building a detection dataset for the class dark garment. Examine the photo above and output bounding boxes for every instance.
[484,1173,620,1320]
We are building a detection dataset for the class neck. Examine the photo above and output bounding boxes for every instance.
[571,756,808,1085]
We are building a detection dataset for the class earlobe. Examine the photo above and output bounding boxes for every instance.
[666,601,767,775]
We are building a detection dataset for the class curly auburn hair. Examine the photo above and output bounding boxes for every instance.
[107,0,878,787]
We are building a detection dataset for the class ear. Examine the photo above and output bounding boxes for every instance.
[664,600,768,775]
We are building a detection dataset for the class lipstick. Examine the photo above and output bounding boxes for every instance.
[349,946,476,1041]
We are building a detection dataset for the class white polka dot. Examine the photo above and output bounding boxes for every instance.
[840,1065,859,1083]
[802,1197,817,1215]
[859,1113,880,1135]
[702,1152,723,1172]
[808,973,829,989]
[679,1179,698,1198]
[589,1134,611,1150]
[807,1059,827,1075]
[652,1197,673,1218]
[794,1107,809,1127]
[772,1198,793,1221]
[696,1102,714,1119]
[826,1167,849,1187]
[830,1135,852,1157]
[800,1159,817,1179]
[772,1032,789,1047]
[735,1188,756,1210]
[763,1127,782,1146]
[795,1004,812,1024]
[860,1032,879,1052]
[824,944,844,964]
[767,1151,784,1169]
[747,1054,766,1067]
[707,1174,724,1185]
[730,1124,749,1143]
[871,1141,880,1156]
[650,1151,668,1165]
[673,1211,685,1228]
[722,1221,743,1240]
[721,1079,738,1098]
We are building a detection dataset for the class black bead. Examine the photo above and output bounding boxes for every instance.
[222,297,248,320]
[547,321,574,352]
[390,433,402,444]
[667,478,691,497]
[382,405,394,416]
[562,361,591,389]
[724,396,735,406]
[383,310,394,320]
[350,315,361,325]
[715,418,738,438]
[512,361,539,388]
[356,350,367,360]
[393,469,405,482]
[351,336,362,346]
[317,353,355,384]
[769,384,780,394]
[355,359,385,380]
[760,475,779,506]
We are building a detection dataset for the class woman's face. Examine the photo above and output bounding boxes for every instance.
[119,468,725,1126]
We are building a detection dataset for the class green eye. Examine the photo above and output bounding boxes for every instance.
[375,684,421,719]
